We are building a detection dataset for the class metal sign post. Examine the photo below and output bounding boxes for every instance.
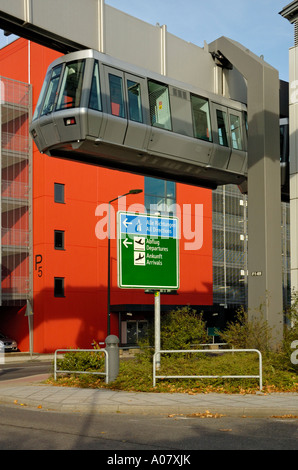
[117,211,179,367]
[154,291,161,370]
[25,299,34,358]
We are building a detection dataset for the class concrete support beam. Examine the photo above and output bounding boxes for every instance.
[280,3,298,304]
[289,46,298,293]
[209,37,283,346]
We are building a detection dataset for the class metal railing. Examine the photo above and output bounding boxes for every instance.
[153,349,262,390]
[54,349,109,383]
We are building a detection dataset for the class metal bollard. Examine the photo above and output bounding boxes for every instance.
[0,340,4,365]
[105,335,119,383]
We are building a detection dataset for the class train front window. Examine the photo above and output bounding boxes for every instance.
[89,61,102,111]
[127,80,143,123]
[109,74,125,118]
[191,95,212,141]
[40,65,63,116]
[148,80,172,131]
[216,109,229,146]
[56,60,85,111]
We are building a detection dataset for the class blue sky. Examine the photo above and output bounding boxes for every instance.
[0,0,294,81]
[105,0,293,82]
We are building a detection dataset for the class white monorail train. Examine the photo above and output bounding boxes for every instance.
[30,49,250,189]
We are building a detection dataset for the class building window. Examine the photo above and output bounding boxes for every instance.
[122,320,148,345]
[54,183,65,203]
[54,277,65,297]
[54,230,65,250]
[148,80,172,130]
[144,176,176,215]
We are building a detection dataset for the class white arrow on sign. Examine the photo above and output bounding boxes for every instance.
[123,238,133,248]
[123,218,132,228]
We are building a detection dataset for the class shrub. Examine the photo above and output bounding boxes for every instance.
[57,345,105,373]
[139,306,209,353]
[160,306,209,349]
[281,290,298,371]
[218,306,273,353]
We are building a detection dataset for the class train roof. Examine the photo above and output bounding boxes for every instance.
[47,49,248,111]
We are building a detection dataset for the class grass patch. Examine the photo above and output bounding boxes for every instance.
[47,349,298,394]
[46,305,298,394]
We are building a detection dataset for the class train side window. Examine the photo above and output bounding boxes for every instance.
[109,74,126,118]
[127,79,143,123]
[89,61,102,111]
[40,64,63,116]
[56,60,85,110]
[191,95,212,141]
[33,69,51,119]
[148,80,172,130]
[230,113,242,150]
[216,109,229,146]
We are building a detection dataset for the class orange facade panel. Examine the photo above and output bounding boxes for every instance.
[0,39,213,352]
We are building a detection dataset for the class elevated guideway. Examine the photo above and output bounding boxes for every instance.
[0,0,101,53]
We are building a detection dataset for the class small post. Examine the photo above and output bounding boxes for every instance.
[154,291,161,370]
[105,335,119,383]
[25,300,34,359]
[0,340,4,366]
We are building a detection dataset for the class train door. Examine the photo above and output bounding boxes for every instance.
[209,103,231,170]
[124,72,150,150]
[103,66,149,149]
[103,66,128,144]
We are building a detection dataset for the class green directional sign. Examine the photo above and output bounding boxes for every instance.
[117,211,179,289]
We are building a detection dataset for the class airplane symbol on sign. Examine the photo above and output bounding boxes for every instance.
[134,236,145,251]
[134,251,145,265]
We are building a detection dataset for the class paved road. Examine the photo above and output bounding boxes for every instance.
[0,357,297,418]
[0,355,297,452]
[0,404,297,450]
[0,361,52,381]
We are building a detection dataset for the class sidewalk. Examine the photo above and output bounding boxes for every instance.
[0,369,297,417]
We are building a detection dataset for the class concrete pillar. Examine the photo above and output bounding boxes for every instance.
[209,37,283,347]
[289,46,298,293]
[280,2,298,312]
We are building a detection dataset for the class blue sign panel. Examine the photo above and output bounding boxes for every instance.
[119,213,177,238]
